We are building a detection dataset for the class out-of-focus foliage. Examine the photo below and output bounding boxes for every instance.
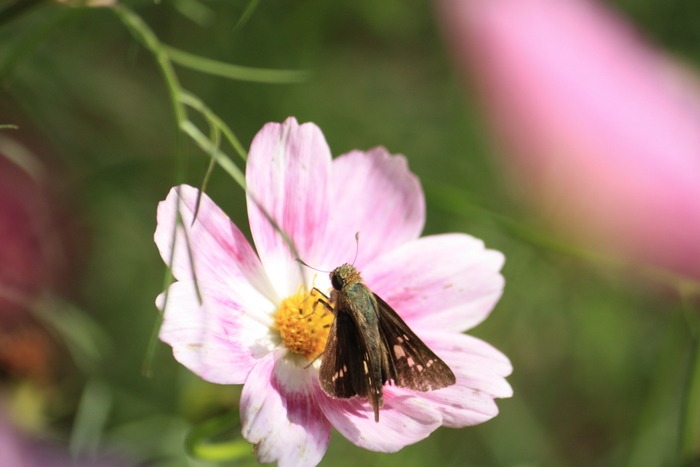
[0,0,699,465]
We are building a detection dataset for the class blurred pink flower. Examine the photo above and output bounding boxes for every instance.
[439,0,700,280]
[155,118,511,466]
[0,152,77,382]
[0,156,53,317]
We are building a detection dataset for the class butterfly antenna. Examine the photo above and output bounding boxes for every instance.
[296,258,331,273]
[351,232,360,266]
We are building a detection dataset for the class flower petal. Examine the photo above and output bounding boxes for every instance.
[362,233,505,332]
[320,148,426,270]
[440,0,700,279]
[158,280,275,384]
[317,386,442,452]
[246,118,332,297]
[241,353,331,467]
[155,185,276,303]
[420,332,512,428]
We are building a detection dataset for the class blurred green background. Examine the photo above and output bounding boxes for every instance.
[0,0,699,466]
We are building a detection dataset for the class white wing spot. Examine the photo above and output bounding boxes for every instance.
[393,344,406,359]
[407,357,415,367]
[333,364,349,381]
[363,360,369,374]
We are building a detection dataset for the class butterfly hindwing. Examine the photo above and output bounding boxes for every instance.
[374,293,456,391]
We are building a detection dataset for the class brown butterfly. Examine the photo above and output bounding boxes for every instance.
[318,263,456,422]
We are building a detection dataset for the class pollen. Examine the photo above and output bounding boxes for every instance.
[274,287,334,361]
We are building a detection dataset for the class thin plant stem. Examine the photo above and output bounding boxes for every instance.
[112,4,186,127]
[164,44,309,84]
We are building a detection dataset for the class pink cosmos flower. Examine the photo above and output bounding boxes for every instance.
[438,0,700,280]
[155,117,511,466]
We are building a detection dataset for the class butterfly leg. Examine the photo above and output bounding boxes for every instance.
[310,287,335,314]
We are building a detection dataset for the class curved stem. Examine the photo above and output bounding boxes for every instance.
[164,44,309,84]
[112,4,186,126]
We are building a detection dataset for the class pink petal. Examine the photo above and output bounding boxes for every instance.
[158,280,275,384]
[155,185,276,302]
[440,0,700,279]
[241,353,331,467]
[316,386,442,452]
[420,332,512,428]
[362,233,504,332]
[246,118,332,297]
[320,148,426,270]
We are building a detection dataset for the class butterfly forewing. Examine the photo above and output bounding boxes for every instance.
[320,280,385,421]
[319,312,368,399]
[374,294,456,391]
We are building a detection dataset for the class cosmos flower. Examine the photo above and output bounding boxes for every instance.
[438,0,700,280]
[155,117,511,466]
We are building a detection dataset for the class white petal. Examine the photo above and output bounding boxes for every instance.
[158,280,275,384]
[246,118,332,297]
[155,185,276,303]
[241,353,331,466]
[320,148,425,270]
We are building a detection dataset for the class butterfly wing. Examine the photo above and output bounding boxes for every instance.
[319,311,368,399]
[374,293,456,391]
[319,284,386,421]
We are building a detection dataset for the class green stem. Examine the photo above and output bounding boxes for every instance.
[178,91,247,161]
[164,44,309,83]
[232,0,261,33]
[114,5,191,378]
[112,4,186,126]
[113,5,247,174]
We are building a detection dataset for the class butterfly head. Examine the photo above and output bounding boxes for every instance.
[330,263,363,291]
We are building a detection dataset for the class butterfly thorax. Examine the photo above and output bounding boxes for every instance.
[330,263,363,291]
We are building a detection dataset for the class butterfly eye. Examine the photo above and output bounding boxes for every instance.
[331,273,343,290]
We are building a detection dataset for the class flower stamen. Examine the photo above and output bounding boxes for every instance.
[274,288,334,361]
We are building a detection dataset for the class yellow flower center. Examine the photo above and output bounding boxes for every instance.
[274,288,334,361]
